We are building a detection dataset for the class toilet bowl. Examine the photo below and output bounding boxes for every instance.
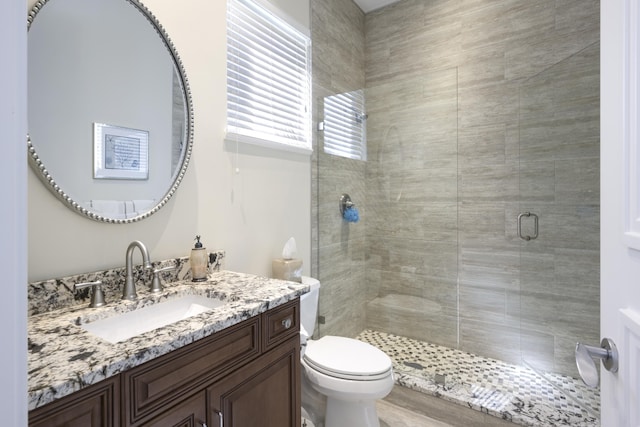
[300,277,394,427]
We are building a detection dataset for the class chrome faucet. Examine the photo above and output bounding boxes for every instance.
[123,240,152,300]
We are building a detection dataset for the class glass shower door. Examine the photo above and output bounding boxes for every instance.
[363,68,459,350]
[518,42,600,379]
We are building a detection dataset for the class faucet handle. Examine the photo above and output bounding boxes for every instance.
[74,280,105,308]
[150,266,176,293]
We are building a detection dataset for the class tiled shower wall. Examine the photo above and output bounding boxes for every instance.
[363,0,599,378]
[311,0,600,378]
[517,43,600,376]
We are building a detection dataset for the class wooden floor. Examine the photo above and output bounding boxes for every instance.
[377,398,454,427]
[376,386,516,427]
[303,385,518,427]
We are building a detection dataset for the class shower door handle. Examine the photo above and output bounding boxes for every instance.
[517,212,538,241]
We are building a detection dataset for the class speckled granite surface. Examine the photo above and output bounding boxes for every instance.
[358,330,600,427]
[28,251,226,316]
[28,263,308,411]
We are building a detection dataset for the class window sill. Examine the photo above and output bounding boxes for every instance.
[224,133,313,156]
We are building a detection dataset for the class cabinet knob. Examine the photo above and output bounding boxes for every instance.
[281,317,293,329]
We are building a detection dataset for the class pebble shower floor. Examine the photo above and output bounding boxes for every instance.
[356,330,600,427]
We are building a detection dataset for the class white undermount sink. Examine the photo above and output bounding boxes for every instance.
[80,295,225,343]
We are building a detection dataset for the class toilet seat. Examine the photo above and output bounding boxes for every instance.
[303,336,393,381]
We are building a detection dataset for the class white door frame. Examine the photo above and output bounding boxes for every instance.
[601,1,640,425]
[0,0,28,425]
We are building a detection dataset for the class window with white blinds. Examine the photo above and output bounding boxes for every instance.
[323,89,367,161]
[226,0,312,154]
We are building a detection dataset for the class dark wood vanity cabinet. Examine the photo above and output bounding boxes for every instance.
[208,335,300,427]
[29,377,120,427]
[122,315,262,425]
[29,299,301,427]
[141,391,206,427]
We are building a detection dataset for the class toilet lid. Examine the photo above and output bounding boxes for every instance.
[303,336,392,380]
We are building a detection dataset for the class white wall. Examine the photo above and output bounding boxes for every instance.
[27,0,311,282]
[1,0,27,423]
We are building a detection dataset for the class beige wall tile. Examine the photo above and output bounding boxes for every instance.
[312,0,599,378]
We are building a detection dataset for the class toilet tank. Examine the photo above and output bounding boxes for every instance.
[300,276,320,337]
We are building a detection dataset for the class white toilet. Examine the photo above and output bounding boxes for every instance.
[300,277,394,427]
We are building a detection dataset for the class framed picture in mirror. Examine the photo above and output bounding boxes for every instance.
[93,122,149,180]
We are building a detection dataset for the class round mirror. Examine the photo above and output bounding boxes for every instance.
[27,0,193,223]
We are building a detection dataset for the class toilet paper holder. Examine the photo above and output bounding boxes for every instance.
[575,337,618,388]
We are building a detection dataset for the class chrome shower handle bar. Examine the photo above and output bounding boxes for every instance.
[517,212,538,241]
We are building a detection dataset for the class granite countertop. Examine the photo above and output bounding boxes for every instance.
[28,270,308,411]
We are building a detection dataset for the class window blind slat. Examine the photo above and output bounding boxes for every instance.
[227,60,306,101]
[228,23,307,68]
[323,89,367,161]
[228,92,303,118]
[228,96,303,124]
[227,34,307,75]
[228,103,306,135]
[226,0,311,152]
[231,2,307,46]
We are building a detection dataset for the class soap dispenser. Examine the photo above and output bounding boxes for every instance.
[190,235,208,282]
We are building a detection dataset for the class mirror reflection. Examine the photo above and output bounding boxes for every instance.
[28,0,192,222]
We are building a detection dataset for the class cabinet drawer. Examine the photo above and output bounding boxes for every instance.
[123,317,259,426]
[262,298,299,351]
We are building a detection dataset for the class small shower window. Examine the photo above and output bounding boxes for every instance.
[323,90,367,161]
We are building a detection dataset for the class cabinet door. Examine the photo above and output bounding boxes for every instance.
[29,377,119,427]
[123,317,259,425]
[207,336,300,427]
[141,392,206,427]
